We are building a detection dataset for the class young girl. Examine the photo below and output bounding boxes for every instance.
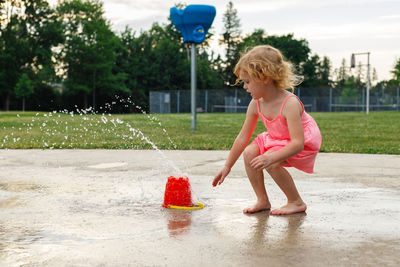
[212,45,322,215]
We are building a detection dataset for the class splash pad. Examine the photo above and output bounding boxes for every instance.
[162,176,204,210]
[2,96,206,209]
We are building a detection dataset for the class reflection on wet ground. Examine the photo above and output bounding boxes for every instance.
[0,150,399,266]
[0,223,43,266]
[247,212,307,247]
[164,210,193,237]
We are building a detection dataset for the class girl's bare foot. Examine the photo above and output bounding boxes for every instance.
[243,200,271,214]
[270,201,307,215]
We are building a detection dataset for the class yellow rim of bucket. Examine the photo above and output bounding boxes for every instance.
[166,202,204,210]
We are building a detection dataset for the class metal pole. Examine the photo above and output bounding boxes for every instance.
[234,89,238,113]
[352,52,371,114]
[397,87,399,111]
[177,90,180,113]
[362,89,365,112]
[205,90,208,113]
[159,93,162,113]
[191,43,197,130]
[329,88,332,112]
[366,52,370,115]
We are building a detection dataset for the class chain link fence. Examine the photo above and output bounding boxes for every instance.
[150,88,400,113]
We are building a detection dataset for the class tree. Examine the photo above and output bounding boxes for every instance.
[57,0,128,110]
[115,23,190,110]
[299,55,333,96]
[116,16,223,111]
[264,33,310,67]
[339,76,360,104]
[197,50,224,90]
[354,61,365,88]
[0,0,62,110]
[372,68,378,85]
[301,54,321,89]
[333,59,349,88]
[220,1,241,87]
[15,73,34,111]
[373,79,398,98]
[391,58,400,86]
[233,29,311,92]
[115,28,149,109]
[319,56,332,88]
[235,30,310,69]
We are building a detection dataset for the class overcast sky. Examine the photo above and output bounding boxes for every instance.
[55,0,400,82]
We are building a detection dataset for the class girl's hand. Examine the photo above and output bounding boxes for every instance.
[250,154,275,171]
[212,166,231,187]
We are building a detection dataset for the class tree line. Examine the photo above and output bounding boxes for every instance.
[1,0,399,112]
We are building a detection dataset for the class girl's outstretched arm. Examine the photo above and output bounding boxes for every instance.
[212,100,259,186]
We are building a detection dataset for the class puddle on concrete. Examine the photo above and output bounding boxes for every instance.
[0,182,42,192]
[0,196,21,209]
[0,223,44,266]
[0,182,46,209]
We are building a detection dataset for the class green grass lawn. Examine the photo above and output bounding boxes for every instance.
[0,111,399,154]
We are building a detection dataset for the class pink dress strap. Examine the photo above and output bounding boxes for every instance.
[255,99,261,114]
[279,94,304,116]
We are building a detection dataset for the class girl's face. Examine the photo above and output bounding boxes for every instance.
[240,71,268,99]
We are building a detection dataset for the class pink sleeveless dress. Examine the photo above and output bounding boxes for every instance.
[252,94,322,173]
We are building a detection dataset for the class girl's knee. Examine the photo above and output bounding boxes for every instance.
[243,144,259,164]
[265,163,282,173]
[263,150,287,173]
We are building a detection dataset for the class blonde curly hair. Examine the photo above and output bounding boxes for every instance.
[233,45,303,91]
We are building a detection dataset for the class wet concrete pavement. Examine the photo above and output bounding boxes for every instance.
[0,150,399,266]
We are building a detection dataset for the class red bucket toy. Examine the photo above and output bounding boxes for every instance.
[162,176,193,208]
